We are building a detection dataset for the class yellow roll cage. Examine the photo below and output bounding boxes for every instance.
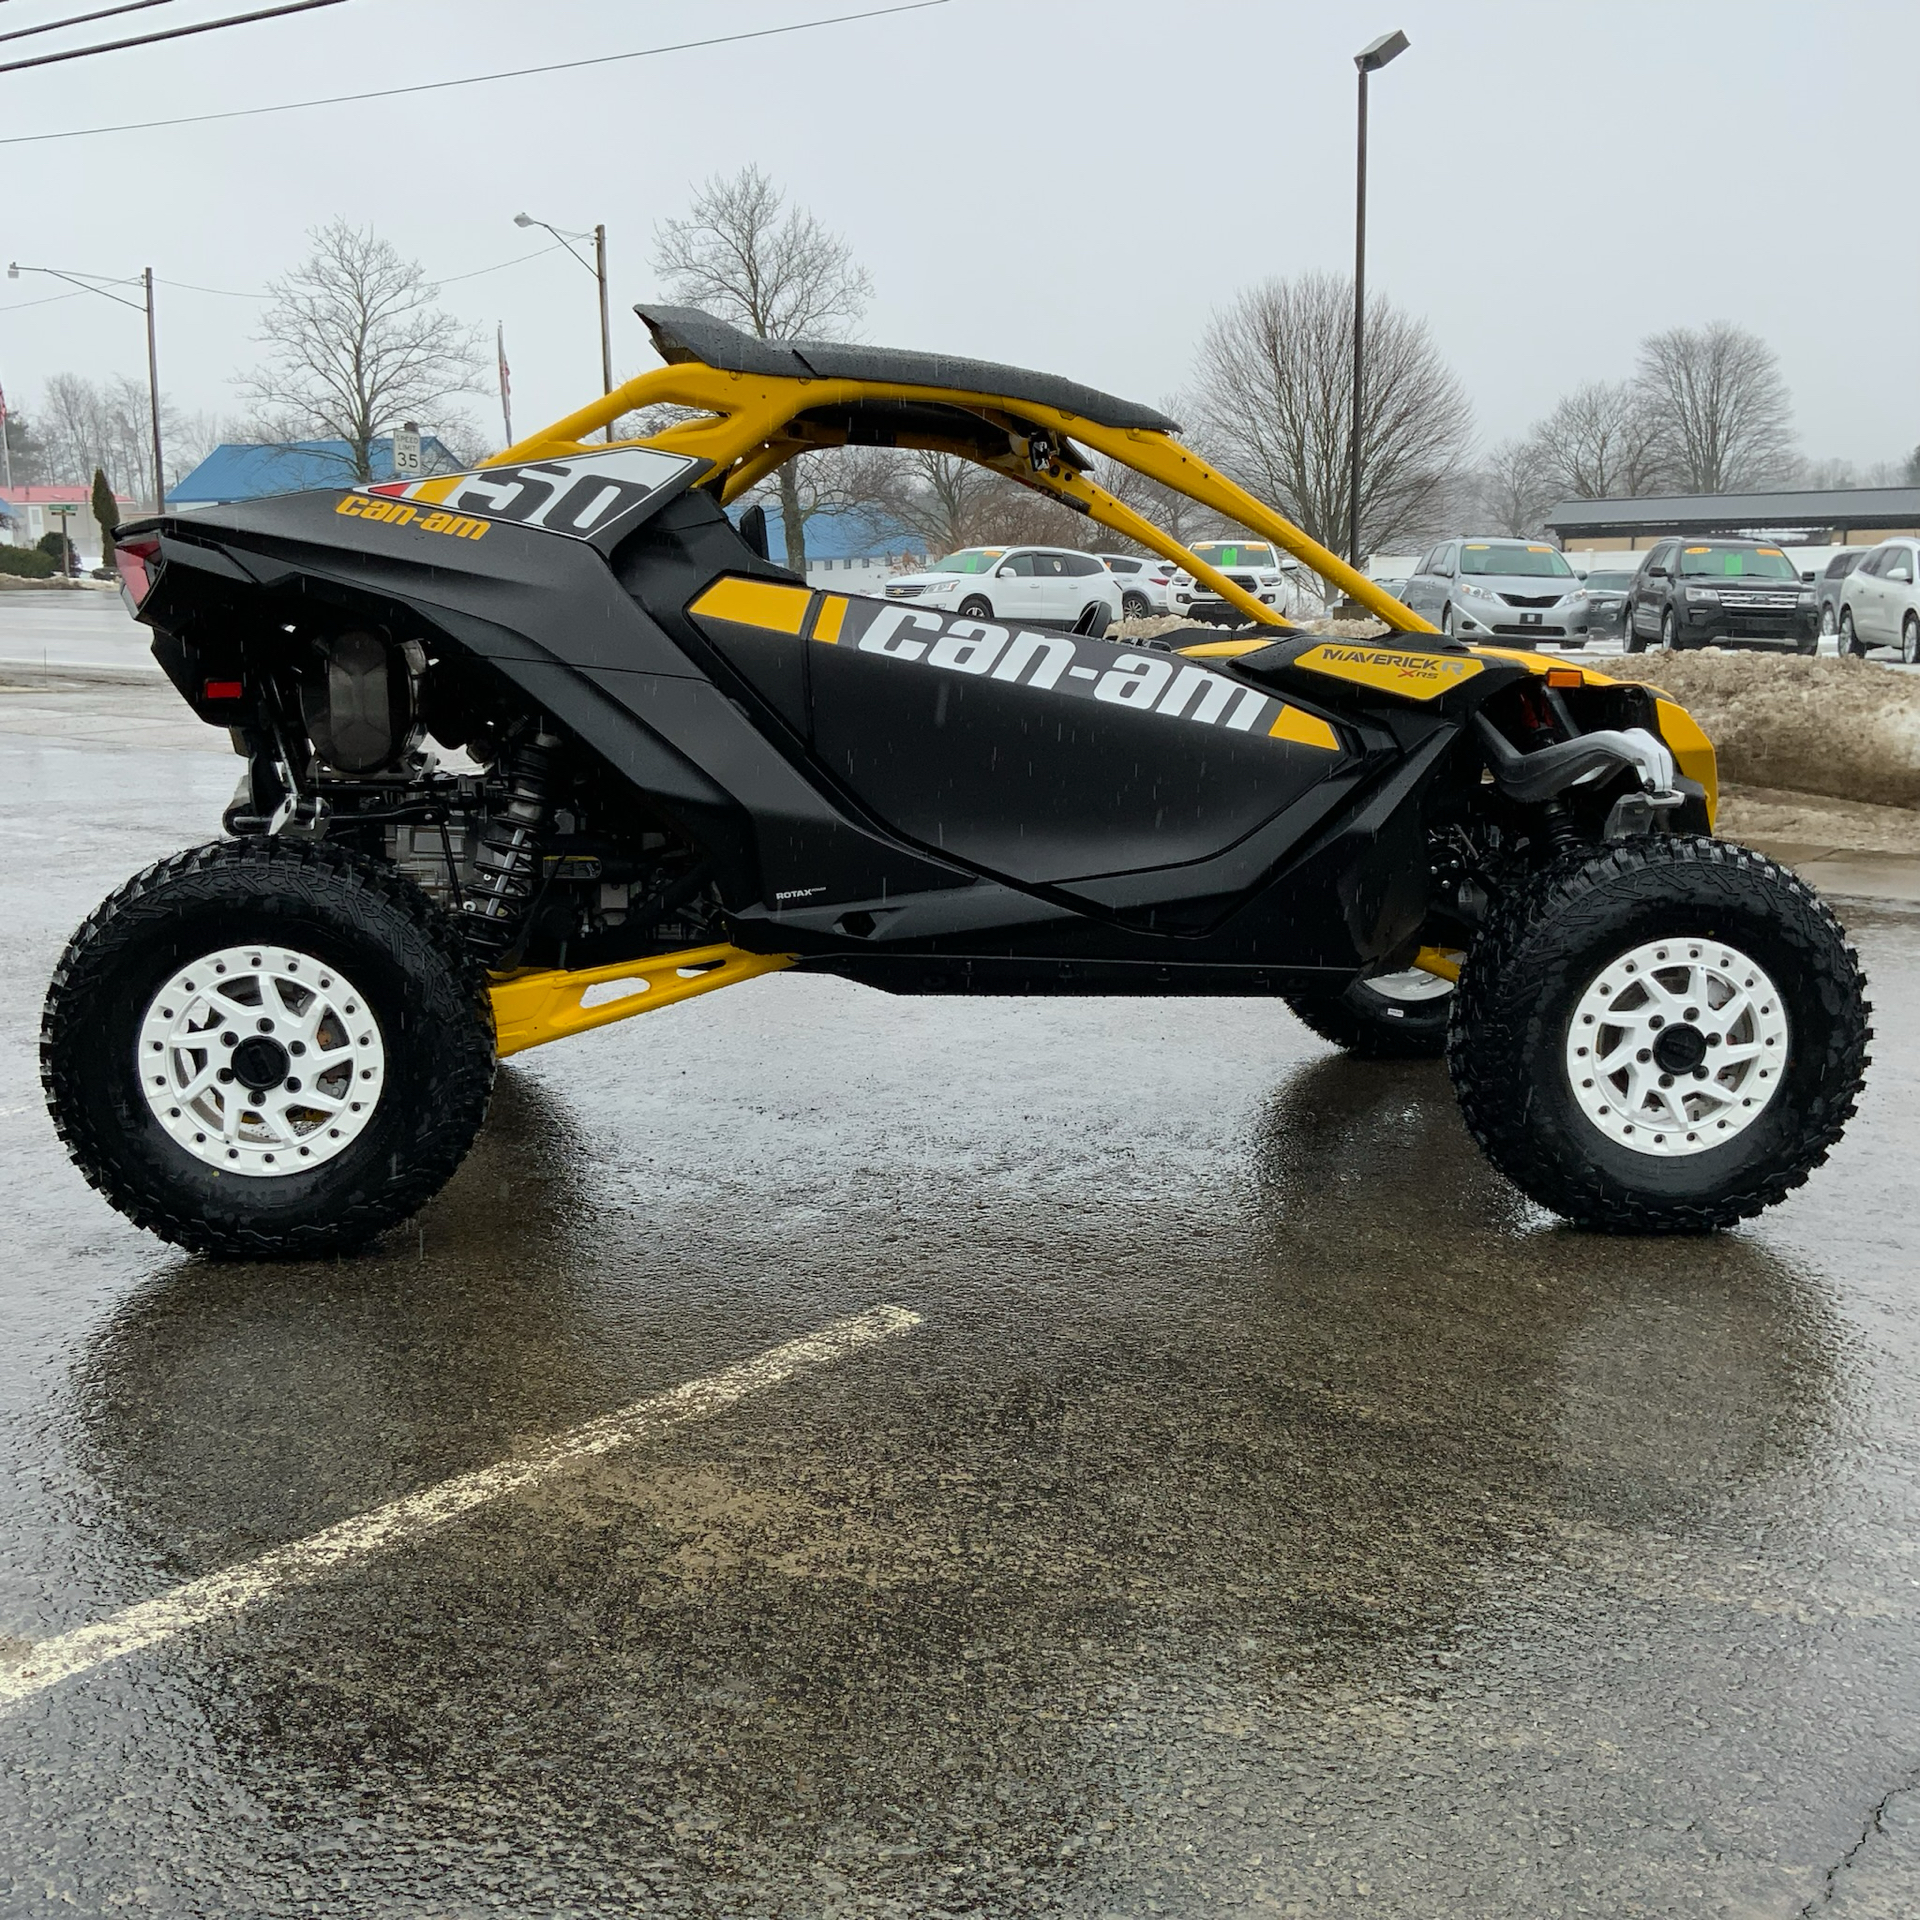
[486,358,1435,640]
[480,344,1456,1056]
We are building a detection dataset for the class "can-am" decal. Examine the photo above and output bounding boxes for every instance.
[361,446,697,542]
[690,579,1341,751]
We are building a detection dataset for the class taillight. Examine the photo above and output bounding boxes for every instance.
[115,536,161,611]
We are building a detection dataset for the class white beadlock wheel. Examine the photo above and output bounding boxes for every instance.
[1564,937,1789,1157]
[1362,967,1455,1008]
[136,944,387,1176]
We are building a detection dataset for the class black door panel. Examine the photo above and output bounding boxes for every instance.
[807,596,1350,885]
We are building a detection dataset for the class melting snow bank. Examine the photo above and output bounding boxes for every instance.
[1609,651,1920,812]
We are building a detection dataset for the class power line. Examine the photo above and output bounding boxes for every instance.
[0,0,343,76]
[0,1,178,50]
[0,1,949,143]
[152,241,568,301]
[0,289,87,311]
[437,241,571,286]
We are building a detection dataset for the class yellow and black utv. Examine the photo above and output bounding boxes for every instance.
[45,307,1868,1255]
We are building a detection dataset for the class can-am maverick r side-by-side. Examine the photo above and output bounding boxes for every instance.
[43,307,1870,1256]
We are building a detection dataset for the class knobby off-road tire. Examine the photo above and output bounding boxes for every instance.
[1447,837,1869,1231]
[1283,971,1453,1060]
[42,837,495,1258]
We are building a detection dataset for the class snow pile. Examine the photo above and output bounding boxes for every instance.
[1717,783,1920,854]
[1610,651,1920,811]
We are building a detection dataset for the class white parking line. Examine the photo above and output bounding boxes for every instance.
[0,1304,921,1715]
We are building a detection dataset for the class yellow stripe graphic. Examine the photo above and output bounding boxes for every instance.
[812,595,849,644]
[1268,704,1340,751]
[689,575,812,634]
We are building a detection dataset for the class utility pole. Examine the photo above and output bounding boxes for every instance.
[144,267,165,512]
[497,322,513,446]
[1348,29,1410,579]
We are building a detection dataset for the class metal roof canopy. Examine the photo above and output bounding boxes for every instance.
[1546,486,1920,538]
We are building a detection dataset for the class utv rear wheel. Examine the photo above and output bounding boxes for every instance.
[42,837,495,1258]
[1283,968,1454,1060]
[1447,838,1869,1232]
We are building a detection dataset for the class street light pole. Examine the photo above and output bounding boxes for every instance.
[1348,29,1409,579]
[515,213,616,444]
[6,259,165,514]
[594,223,613,437]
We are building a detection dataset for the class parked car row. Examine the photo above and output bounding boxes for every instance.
[878,532,1919,663]
[879,542,1307,632]
[1393,534,1838,656]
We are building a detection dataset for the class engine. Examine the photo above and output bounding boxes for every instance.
[217,623,721,970]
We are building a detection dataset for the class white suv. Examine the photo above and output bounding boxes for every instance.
[1166,540,1309,624]
[1097,552,1175,617]
[884,546,1123,632]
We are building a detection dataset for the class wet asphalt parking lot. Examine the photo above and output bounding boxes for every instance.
[3,598,1920,1917]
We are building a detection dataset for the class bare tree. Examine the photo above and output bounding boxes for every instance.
[1468,436,1560,537]
[34,371,188,506]
[1189,272,1470,563]
[867,450,1000,556]
[752,443,913,558]
[1630,322,1795,494]
[1532,379,1666,500]
[241,221,484,482]
[1090,443,1228,553]
[653,165,874,571]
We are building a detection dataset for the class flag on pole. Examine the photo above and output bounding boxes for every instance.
[496,324,513,448]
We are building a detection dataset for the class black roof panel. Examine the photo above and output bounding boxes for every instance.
[636,305,1180,435]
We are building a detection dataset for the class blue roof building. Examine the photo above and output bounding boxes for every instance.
[751,504,928,564]
[169,434,465,508]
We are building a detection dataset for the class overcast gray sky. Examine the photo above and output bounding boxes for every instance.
[2,0,1913,469]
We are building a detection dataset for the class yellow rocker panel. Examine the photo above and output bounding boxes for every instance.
[491,944,794,1058]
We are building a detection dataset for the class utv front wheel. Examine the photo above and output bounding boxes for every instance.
[42,838,495,1258]
[1283,967,1454,1059]
[1447,838,1869,1231]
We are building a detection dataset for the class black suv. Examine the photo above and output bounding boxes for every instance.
[1622,538,1817,653]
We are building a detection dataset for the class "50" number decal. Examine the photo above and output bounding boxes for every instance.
[360,447,696,543]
